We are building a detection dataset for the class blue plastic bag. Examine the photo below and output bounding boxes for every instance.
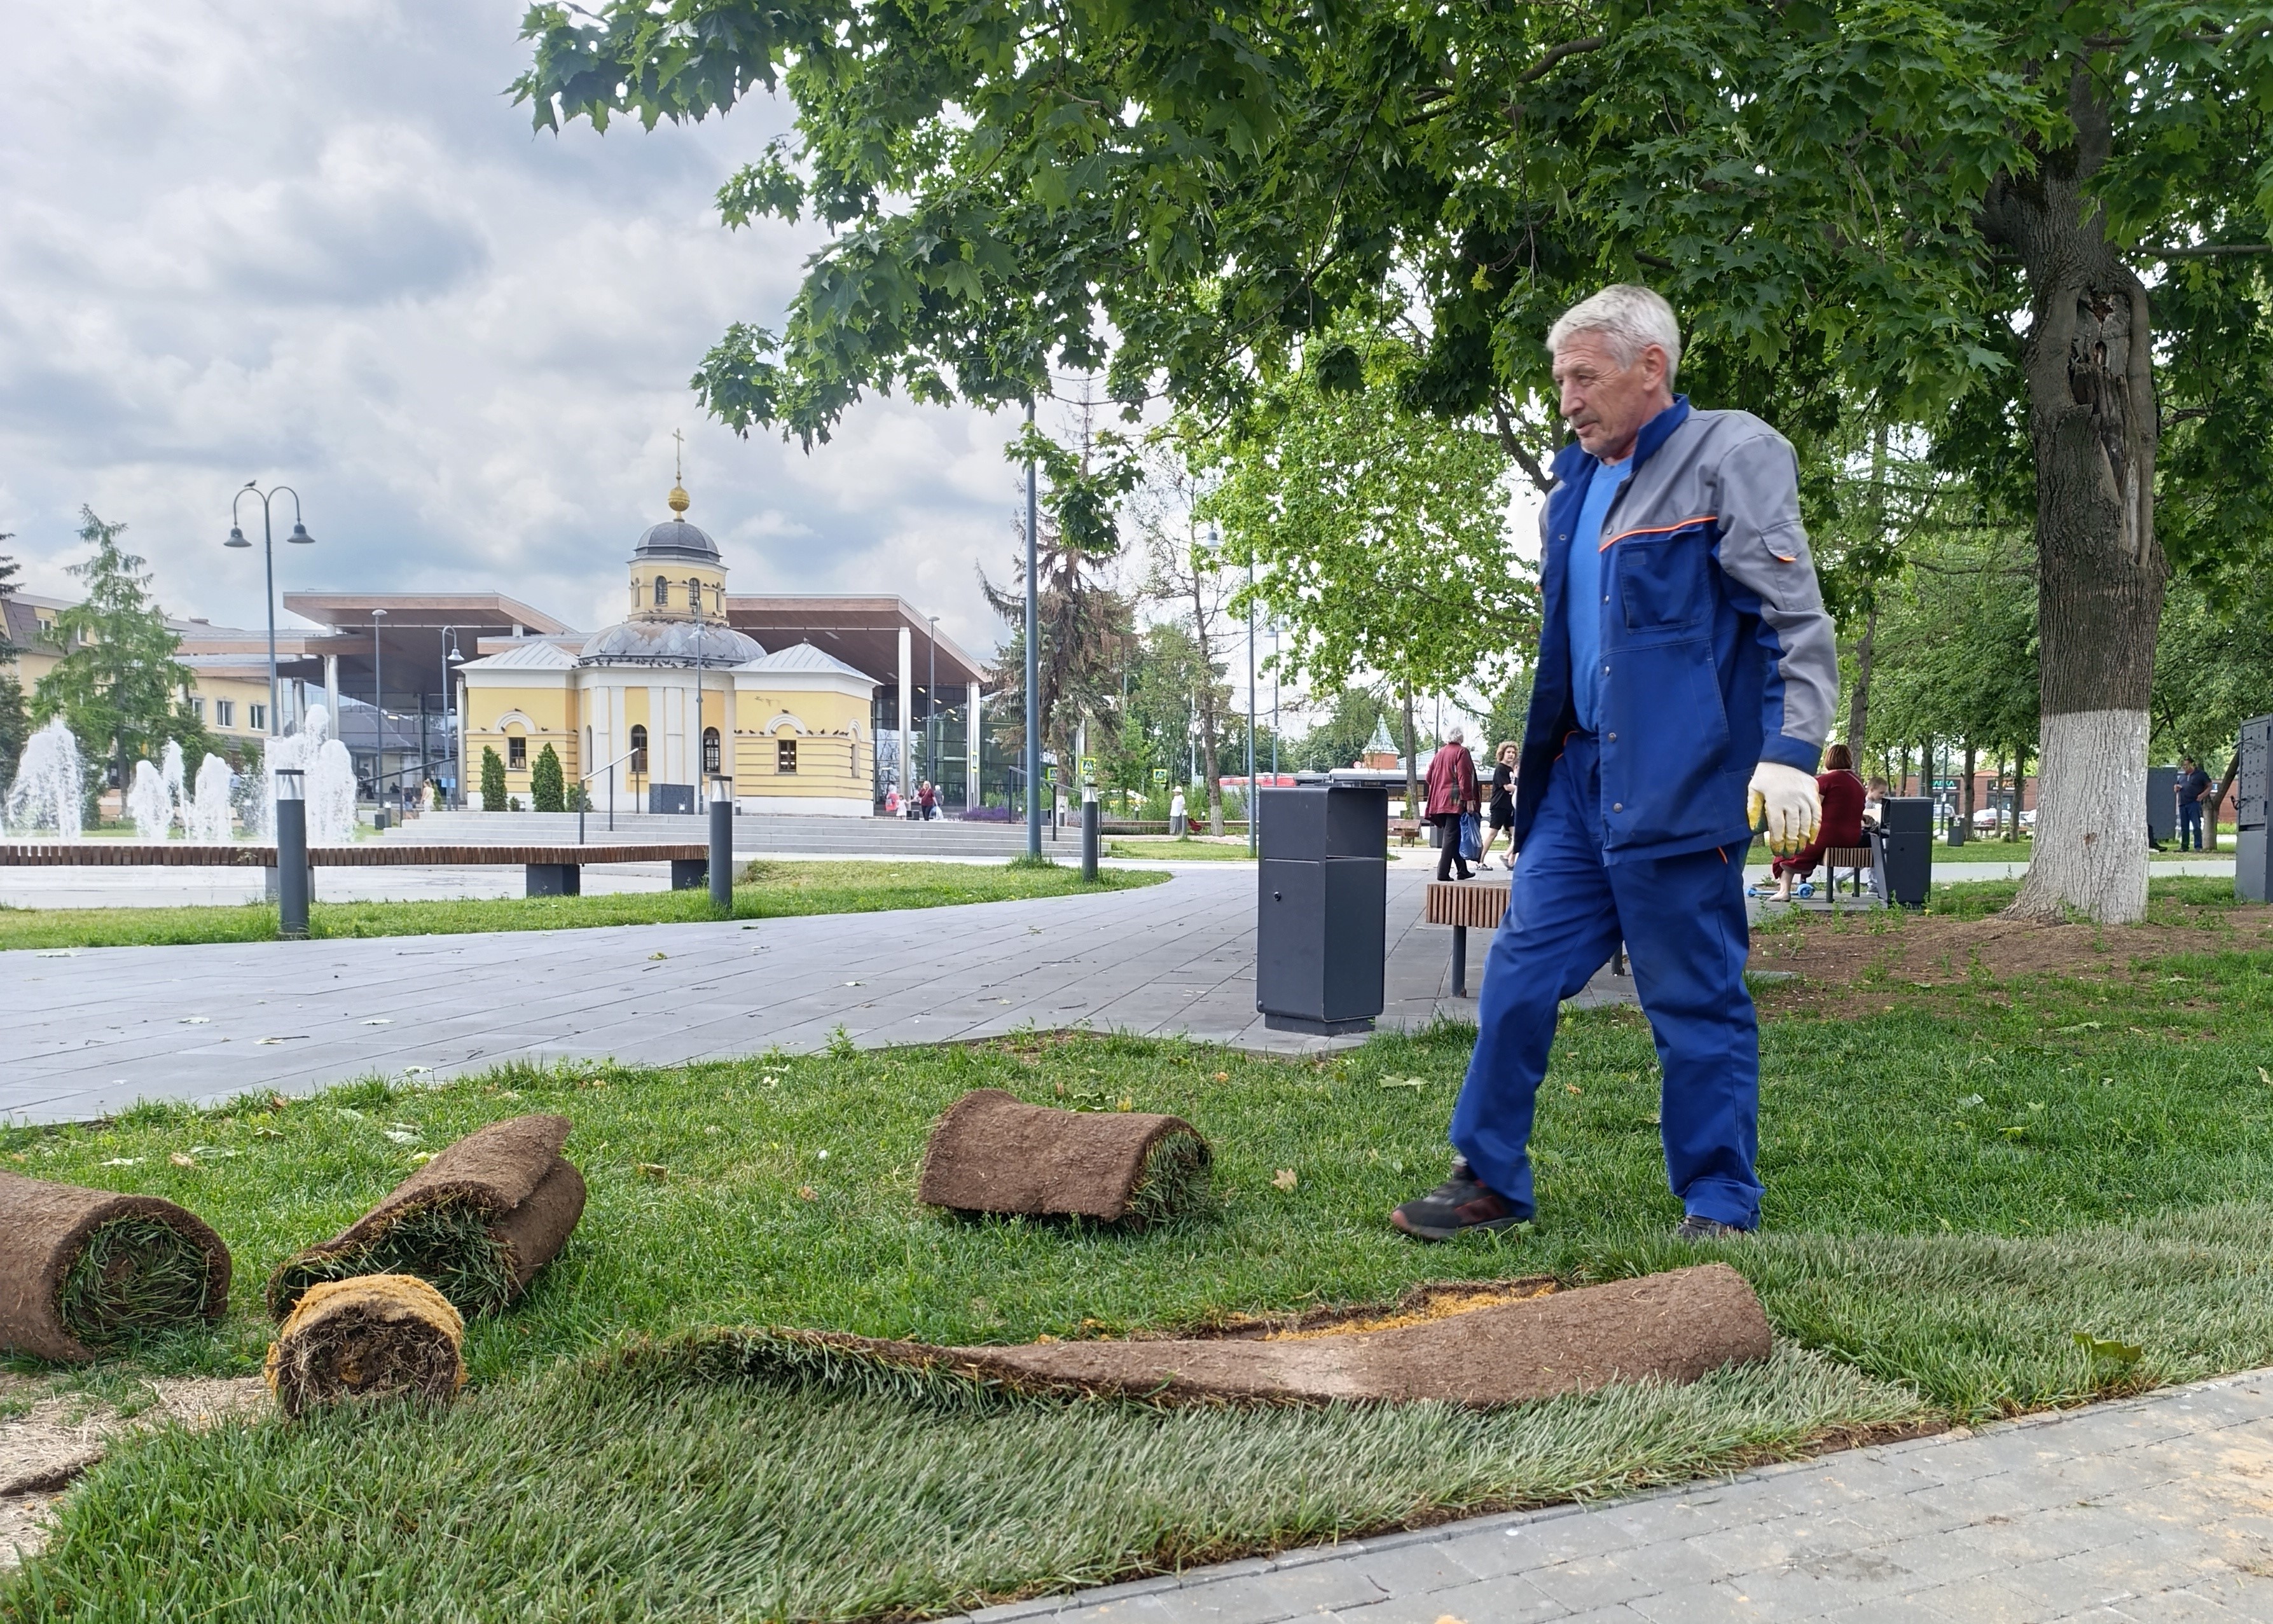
[1458,810,1482,862]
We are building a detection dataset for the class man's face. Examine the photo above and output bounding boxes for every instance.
[1552,329,1673,461]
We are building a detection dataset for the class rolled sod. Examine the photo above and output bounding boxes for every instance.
[717,1265,1771,1407]
[264,1273,466,1417]
[917,1089,1213,1226]
[266,1114,586,1320]
[0,1169,231,1363]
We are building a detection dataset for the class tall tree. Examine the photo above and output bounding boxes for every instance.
[982,502,1135,792]
[1128,443,1238,834]
[521,1,2273,920]
[1192,316,1538,714]
[34,510,200,801]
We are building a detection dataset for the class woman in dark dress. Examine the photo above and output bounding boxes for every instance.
[1760,742,1865,900]
[1475,742,1518,872]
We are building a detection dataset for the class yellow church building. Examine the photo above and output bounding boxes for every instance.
[455,483,877,816]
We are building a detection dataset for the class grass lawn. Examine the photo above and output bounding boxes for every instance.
[0,860,1164,951]
[1106,836,1257,861]
[4,878,2272,1616]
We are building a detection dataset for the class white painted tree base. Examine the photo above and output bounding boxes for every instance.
[2012,708,2149,924]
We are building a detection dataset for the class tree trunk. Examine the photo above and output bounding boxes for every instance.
[2014,747,2029,843]
[2208,754,2239,853]
[1989,71,2164,924]
[1961,741,1977,830]
[1187,575,1226,836]
[1844,601,1877,757]
[1401,689,1420,820]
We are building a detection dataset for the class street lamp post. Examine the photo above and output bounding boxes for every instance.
[225,483,315,738]
[1024,397,1041,858]
[439,628,466,807]
[371,609,387,806]
[927,614,938,802]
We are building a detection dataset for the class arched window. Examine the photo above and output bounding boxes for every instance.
[689,577,705,614]
[701,727,721,774]
[653,575,668,607]
[629,724,649,774]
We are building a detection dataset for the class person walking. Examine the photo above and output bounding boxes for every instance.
[1475,742,1518,870]
[918,780,938,821]
[1391,285,1835,1244]
[2178,757,2211,851]
[1425,726,1480,882]
[1168,786,1187,836]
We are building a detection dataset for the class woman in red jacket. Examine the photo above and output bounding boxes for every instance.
[1761,743,1865,901]
[1425,727,1480,881]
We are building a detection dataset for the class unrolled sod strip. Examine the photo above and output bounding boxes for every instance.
[266,1114,586,1320]
[918,1089,1213,1227]
[704,1265,1774,1408]
[0,1170,231,1363]
[264,1274,467,1418]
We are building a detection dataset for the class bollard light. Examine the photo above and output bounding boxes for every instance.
[707,773,735,912]
[273,767,311,939]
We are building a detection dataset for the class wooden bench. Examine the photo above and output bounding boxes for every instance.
[0,842,713,898]
[1389,818,1423,847]
[1820,845,1874,903]
[1423,877,1627,998]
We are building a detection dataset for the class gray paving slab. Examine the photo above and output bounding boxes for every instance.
[0,867,1643,1124]
[952,1370,2273,1624]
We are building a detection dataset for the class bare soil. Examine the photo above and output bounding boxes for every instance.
[0,1372,267,1569]
[1749,899,2273,1018]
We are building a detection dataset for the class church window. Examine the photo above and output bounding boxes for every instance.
[630,724,649,774]
[689,577,704,613]
[653,575,668,607]
[508,734,527,769]
[702,727,721,774]
[776,738,797,774]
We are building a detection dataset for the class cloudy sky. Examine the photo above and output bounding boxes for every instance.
[1,0,1034,659]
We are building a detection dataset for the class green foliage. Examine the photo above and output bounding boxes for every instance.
[0,672,27,801]
[1196,319,1537,703]
[431,780,446,812]
[1867,532,2040,768]
[2150,575,2273,769]
[54,1218,214,1347]
[1291,689,1392,774]
[529,742,565,813]
[480,747,507,811]
[31,509,201,784]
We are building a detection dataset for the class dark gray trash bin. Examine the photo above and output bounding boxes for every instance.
[2146,764,2178,846]
[2237,715,2270,903]
[1256,783,1386,1036]
[1874,796,1933,909]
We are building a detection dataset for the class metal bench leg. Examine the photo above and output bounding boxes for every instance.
[1613,942,1628,977]
[1451,925,1468,998]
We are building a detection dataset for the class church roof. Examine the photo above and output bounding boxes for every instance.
[737,642,873,681]
[459,640,579,671]
[632,517,721,565]
[579,619,766,667]
[1365,716,1397,754]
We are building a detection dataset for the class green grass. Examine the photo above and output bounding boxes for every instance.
[6,877,2273,1615]
[1106,836,1256,861]
[53,1218,213,1348]
[0,860,1166,951]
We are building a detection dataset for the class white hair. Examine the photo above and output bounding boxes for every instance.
[1547,285,1682,383]
[1445,726,1465,743]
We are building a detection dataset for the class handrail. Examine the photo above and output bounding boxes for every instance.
[577,748,643,843]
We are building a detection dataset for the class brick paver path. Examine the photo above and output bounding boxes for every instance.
[957,1369,2273,1624]
[0,865,1633,1125]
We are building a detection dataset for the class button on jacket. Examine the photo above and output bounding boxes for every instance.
[1514,397,1837,864]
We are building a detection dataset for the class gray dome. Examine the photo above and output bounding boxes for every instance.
[633,517,721,563]
[578,619,765,667]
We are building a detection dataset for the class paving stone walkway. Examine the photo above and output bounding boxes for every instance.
[960,1368,2273,1624]
[0,865,1633,1125]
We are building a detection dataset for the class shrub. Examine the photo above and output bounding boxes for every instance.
[480,747,507,811]
[531,743,565,812]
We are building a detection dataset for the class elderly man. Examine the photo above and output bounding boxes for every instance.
[1392,286,1835,1242]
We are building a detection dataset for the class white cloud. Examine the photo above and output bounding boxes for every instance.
[0,0,1025,662]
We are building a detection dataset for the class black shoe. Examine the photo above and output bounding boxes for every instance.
[1672,1215,1752,1241]
[1390,1159,1527,1241]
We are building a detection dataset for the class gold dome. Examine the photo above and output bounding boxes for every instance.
[667,483,691,515]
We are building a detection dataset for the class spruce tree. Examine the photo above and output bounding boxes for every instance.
[480,746,508,812]
[35,509,200,799]
[530,743,565,812]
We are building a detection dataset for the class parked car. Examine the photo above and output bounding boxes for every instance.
[1971,807,2003,829]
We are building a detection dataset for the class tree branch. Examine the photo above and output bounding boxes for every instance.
[1516,36,1606,85]
[2144,244,2273,258]
[1491,395,1554,492]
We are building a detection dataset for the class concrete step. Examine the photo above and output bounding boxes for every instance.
[383,810,1038,856]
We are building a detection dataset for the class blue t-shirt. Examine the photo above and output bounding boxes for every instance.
[1564,455,1632,733]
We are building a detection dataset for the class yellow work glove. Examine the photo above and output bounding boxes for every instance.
[1746,761,1821,856]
